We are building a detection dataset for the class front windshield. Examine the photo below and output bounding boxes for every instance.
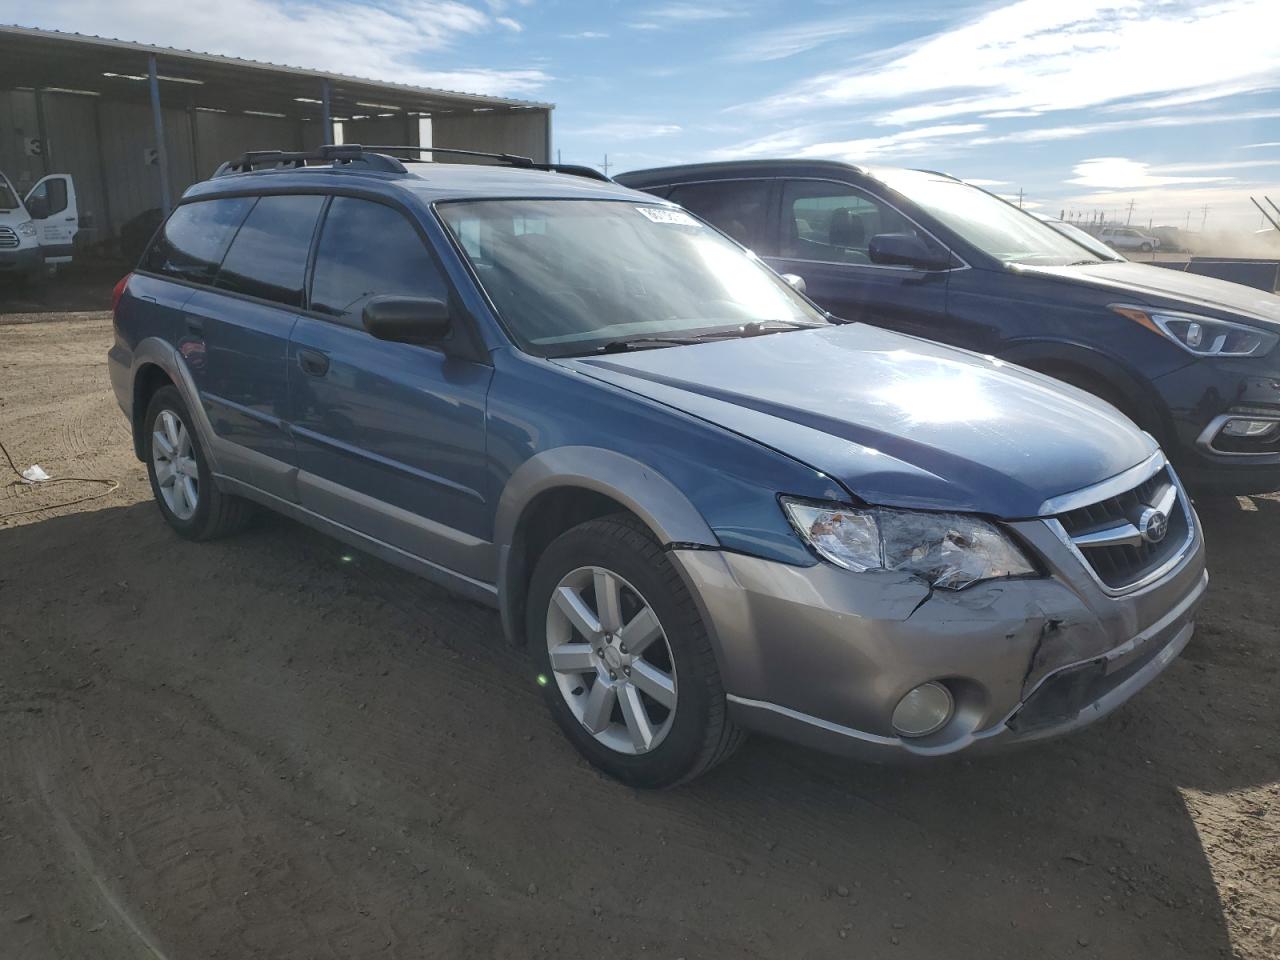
[436,199,827,356]
[876,170,1098,266]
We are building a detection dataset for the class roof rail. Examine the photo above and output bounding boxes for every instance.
[363,145,613,182]
[213,144,407,177]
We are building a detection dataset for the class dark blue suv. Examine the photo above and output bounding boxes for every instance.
[109,146,1206,786]
[616,160,1280,494]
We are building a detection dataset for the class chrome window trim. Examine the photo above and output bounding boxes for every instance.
[1042,461,1197,598]
[1035,448,1165,517]
[1195,412,1280,457]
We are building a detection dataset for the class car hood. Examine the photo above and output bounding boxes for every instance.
[560,325,1155,518]
[1016,260,1280,325]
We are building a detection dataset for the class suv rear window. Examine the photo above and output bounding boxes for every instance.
[141,197,254,283]
[213,195,324,308]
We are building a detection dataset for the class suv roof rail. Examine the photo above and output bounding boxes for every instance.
[363,145,613,182]
[212,144,408,177]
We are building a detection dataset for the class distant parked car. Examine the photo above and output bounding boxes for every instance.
[1100,226,1160,253]
[616,160,1280,493]
[109,145,1206,786]
[1035,214,1123,262]
[0,168,79,281]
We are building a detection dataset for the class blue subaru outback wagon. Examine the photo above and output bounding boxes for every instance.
[109,145,1207,787]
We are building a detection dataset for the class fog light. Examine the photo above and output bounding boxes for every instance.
[1222,418,1279,438]
[892,682,954,738]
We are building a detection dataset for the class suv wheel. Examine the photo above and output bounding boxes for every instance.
[527,514,743,787]
[143,385,252,539]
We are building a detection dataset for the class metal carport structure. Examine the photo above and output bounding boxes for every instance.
[0,25,553,243]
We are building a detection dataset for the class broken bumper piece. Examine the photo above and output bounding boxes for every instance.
[668,511,1206,762]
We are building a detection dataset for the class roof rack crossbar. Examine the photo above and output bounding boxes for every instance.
[211,144,612,183]
[213,144,406,177]
[362,145,613,182]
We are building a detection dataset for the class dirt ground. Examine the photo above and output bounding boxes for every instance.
[0,311,1276,960]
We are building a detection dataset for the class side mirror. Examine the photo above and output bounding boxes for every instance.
[780,273,807,295]
[868,233,952,270]
[26,196,49,220]
[362,295,451,345]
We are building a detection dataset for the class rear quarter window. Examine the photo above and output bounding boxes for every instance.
[141,197,254,283]
[212,195,325,308]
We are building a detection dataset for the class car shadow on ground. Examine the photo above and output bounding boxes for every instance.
[1,494,1272,959]
[0,260,125,317]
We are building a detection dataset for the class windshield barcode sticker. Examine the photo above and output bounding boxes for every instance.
[636,206,699,226]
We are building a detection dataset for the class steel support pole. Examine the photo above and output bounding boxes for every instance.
[148,54,172,215]
[321,78,334,145]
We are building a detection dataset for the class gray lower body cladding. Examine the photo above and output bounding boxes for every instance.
[671,518,1206,761]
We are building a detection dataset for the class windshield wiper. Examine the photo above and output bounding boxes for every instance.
[597,320,823,353]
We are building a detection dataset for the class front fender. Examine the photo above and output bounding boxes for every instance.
[494,446,718,644]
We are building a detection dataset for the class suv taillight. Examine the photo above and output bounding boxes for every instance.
[111,273,132,316]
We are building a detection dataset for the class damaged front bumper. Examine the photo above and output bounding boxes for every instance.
[670,511,1206,761]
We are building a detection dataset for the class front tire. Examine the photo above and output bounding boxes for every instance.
[527,514,743,787]
[143,385,252,540]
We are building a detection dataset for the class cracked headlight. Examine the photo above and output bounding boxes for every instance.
[17,220,37,238]
[1111,305,1278,358]
[781,498,1036,590]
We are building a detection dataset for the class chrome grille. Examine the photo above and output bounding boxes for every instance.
[0,227,18,249]
[1053,465,1190,591]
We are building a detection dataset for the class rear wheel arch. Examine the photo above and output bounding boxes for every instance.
[131,363,175,460]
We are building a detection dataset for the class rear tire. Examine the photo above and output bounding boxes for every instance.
[527,514,744,787]
[143,385,253,540]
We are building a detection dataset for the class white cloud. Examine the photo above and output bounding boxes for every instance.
[750,0,1280,126]
[725,10,947,63]
[567,120,683,140]
[11,0,549,96]
[965,108,1280,146]
[714,123,985,163]
[563,30,609,39]
[1066,157,1232,189]
[1244,142,1280,149]
[628,2,741,30]
[964,178,1007,187]
[495,16,521,31]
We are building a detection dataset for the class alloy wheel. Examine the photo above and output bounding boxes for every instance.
[152,409,199,520]
[545,565,678,755]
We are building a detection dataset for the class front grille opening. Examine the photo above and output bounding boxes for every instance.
[1056,466,1188,590]
[0,226,19,249]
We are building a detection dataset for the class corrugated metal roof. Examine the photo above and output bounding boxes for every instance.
[0,23,554,110]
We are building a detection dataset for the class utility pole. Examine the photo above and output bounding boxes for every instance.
[1185,211,1190,230]
[1200,205,1210,230]
[600,153,612,176]
[1016,187,1024,209]
[557,148,561,165]
[1125,198,1136,225]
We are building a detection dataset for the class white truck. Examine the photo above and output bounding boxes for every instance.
[0,169,78,282]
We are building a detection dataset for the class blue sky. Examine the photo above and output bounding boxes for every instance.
[10,0,1280,229]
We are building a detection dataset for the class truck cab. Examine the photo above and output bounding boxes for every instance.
[0,169,78,282]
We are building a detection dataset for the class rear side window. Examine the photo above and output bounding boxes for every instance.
[141,197,253,283]
[309,197,449,323]
[214,195,325,308]
[666,179,771,251]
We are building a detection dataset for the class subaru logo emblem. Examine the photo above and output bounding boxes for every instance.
[1139,507,1169,544]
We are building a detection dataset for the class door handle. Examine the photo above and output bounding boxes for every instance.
[185,315,203,335]
[297,348,330,377]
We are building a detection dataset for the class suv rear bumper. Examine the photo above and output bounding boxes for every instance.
[670,503,1206,762]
